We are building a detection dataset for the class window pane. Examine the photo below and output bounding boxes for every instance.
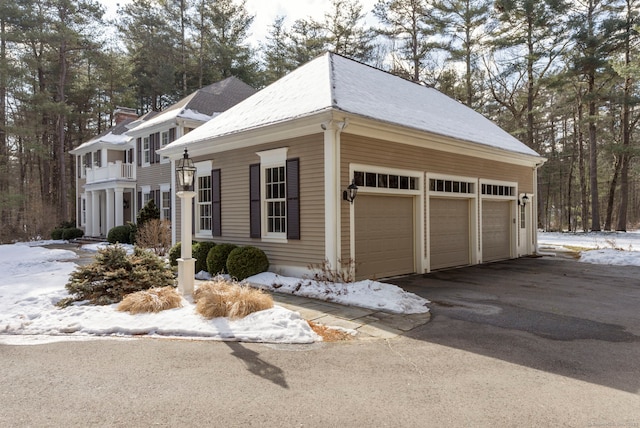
[400,176,409,189]
[354,171,364,187]
[378,174,388,188]
[365,172,377,187]
[389,175,399,188]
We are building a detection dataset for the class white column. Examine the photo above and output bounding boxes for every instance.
[105,188,114,233]
[91,190,100,237]
[85,190,93,236]
[177,190,196,296]
[114,188,124,226]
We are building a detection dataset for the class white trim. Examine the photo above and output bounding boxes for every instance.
[170,159,177,245]
[324,121,344,270]
[257,147,288,166]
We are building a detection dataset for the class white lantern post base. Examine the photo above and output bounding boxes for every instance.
[177,257,195,295]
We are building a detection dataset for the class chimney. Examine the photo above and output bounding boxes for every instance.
[114,107,138,125]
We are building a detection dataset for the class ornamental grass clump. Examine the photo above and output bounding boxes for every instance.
[62,245,175,306]
[118,286,182,314]
[194,279,273,320]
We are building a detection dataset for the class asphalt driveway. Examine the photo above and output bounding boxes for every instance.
[389,256,640,393]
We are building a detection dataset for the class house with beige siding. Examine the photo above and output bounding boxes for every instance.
[159,53,546,280]
[71,77,256,237]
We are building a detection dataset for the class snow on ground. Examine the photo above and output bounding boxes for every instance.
[0,241,428,346]
[538,230,640,267]
[2,231,638,346]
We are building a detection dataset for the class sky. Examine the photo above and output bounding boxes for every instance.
[102,0,379,48]
[1,231,639,346]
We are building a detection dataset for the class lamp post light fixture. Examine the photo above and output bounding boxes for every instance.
[175,148,197,296]
[520,193,529,206]
[343,179,358,203]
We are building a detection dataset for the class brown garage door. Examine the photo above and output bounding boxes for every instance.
[430,198,470,270]
[355,195,415,280]
[482,200,511,262]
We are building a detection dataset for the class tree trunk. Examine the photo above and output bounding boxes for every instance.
[604,157,621,230]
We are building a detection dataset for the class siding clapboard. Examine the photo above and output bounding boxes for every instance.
[176,134,325,270]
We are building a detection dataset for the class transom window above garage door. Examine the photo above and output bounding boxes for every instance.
[429,178,475,194]
[354,170,418,190]
[481,184,516,197]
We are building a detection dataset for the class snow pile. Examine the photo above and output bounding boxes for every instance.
[247,272,430,314]
[0,243,318,345]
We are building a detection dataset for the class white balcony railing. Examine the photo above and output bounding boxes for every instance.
[85,161,135,184]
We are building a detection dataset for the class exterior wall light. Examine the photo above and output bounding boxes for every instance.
[175,148,196,191]
[519,194,529,206]
[343,179,358,203]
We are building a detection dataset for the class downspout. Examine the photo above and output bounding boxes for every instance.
[533,161,543,254]
[323,119,348,270]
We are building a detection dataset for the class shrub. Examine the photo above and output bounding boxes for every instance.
[128,222,138,245]
[136,199,160,228]
[206,243,237,275]
[59,220,76,229]
[51,228,64,240]
[136,219,171,256]
[118,286,182,314]
[107,225,133,244]
[194,279,273,319]
[62,227,84,240]
[169,242,182,267]
[193,241,216,273]
[226,246,269,281]
[63,245,175,306]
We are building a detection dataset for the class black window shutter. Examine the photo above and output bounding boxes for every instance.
[136,138,141,166]
[77,197,81,226]
[155,189,160,206]
[168,188,171,221]
[169,127,176,142]
[286,158,300,240]
[192,198,195,234]
[137,191,142,216]
[212,169,222,237]
[154,132,160,163]
[249,163,261,238]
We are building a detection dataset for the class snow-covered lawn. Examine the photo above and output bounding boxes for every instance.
[0,241,428,346]
[538,230,640,266]
[2,231,638,346]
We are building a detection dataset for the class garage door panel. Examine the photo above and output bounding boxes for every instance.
[355,195,414,280]
[482,200,511,262]
[430,198,470,270]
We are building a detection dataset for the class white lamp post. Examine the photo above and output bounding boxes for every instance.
[175,148,197,296]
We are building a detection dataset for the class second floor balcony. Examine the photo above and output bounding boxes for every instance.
[85,161,135,184]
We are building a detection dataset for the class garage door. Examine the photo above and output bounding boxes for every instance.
[429,198,470,270]
[355,195,415,280]
[482,200,511,262]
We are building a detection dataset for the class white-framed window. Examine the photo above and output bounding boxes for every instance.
[80,195,86,226]
[141,185,151,206]
[160,184,171,221]
[160,131,170,164]
[195,161,213,236]
[265,165,286,234]
[94,149,102,167]
[142,136,150,165]
[257,148,288,240]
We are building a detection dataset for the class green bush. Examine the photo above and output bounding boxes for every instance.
[136,199,160,229]
[107,225,133,244]
[51,228,64,240]
[62,227,84,240]
[226,246,269,281]
[193,241,216,273]
[63,245,175,306]
[206,243,237,275]
[169,242,182,267]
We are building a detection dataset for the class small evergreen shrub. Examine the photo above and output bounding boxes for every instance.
[169,242,182,267]
[63,245,175,306]
[226,246,269,281]
[128,222,138,245]
[206,243,237,275]
[193,241,216,273]
[61,227,84,240]
[59,221,76,229]
[136,199,160,228]
[107,225,133,244]
[51,228,64,240]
